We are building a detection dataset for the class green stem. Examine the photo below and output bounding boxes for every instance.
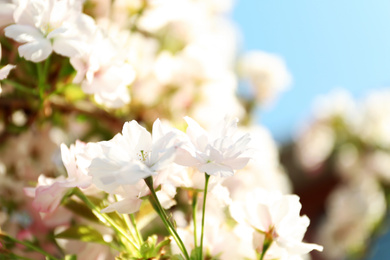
[1,233,60,260]
[113,195,141,247]
[36,57,51,101]
[37,62,44,99]
[192,191,198,249]
[130,214,144,245]
[259,234,273,260]
[73,189,140,251]
[122,213,140,247]
[144,177,190,260]
[2,79,38,95]
[199,173,210,260]
[43,56,51,80]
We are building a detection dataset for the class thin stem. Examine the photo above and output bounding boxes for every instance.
[36,57,51,101]
[199,173,210,260]
[7,253,33,260]
[114,194,141,247]
[43,56,51,81]
[36,62,44,99]
[1,233,60,260]
[73,189,140,251]
[2,79,38,95]
[130,214,144,245]
[192,191,198,249]
[144,177,190,260]
[259,234,273,260]
[122,213,140,246]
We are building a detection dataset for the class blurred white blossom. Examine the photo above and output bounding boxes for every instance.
[317,176,386,259]
[24,141,92,213]
[239,50,292,106]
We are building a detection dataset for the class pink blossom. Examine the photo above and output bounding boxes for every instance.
[25,141,92,213]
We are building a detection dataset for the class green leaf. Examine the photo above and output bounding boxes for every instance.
[154,237,170,253]
[138,235,171,259]
[55,225,107,245]
[64,255,77,260]
[190,247,202,260]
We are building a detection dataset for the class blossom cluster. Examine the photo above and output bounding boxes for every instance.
[11,117,321,259]
[294,89,390,259]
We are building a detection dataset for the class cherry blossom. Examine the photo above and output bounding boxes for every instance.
[70,27,135,108]
[230,188,323,259]
[87,119,179,194]
[176,116,251,177]
[4,0,94,62]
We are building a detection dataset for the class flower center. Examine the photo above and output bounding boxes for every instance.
[267,225,278,240]
[138,150,149,162]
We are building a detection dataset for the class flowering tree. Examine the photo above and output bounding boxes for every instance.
[0,0,323,259]
[291,89,390,260]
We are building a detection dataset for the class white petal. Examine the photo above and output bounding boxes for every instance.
[149,131,177,167]
[174,146,199,166]
[223,157,250,170]
[0,64,16,80]
[122,121,152,154]
[0,3,15,27]
[184,116,209,151]
[199,162,233,177]
[18,39,52,62]
[89,158,154,193]
[101,197,142,214]
[156,189,176,209]
[4,24,43,43]
[53,37,84,58]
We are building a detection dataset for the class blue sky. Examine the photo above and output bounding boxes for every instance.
[232,1,390,143]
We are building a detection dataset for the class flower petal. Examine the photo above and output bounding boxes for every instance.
[18,39,52,62]
[4,24,43,43]
[101,197,142,214]
[0,64,16,80]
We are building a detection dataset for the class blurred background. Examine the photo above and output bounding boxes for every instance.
[233,0,390,142]
[233,1,390,259]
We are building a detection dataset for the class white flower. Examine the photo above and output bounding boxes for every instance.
[60,141,92,188]
[98,164,189,214]
[87,119,179,194]
[4,0,94,62]
[223,126,292,201]
[230,188,323,259]
[176,116,251,177]
[70,28,135,108]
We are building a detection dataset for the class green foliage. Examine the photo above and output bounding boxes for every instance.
[116,235,171,260]
[190,247,202,260]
